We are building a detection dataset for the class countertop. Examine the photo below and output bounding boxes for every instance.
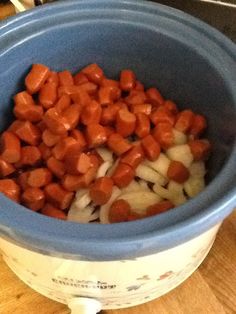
[0,1,236,313]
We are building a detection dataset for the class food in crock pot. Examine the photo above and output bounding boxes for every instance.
[0,63,211,223]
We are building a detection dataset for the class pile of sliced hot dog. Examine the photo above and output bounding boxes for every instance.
[0,63,211,223]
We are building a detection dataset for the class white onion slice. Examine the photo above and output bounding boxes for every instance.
[96,147,113,162]
[138,180,150,190]
[153,184,170,199]
[121,180,144,194]
[136,164,168,185]
[173,129,187,145]
[96,161,112,178]
[117,191,162,213]
[166,144,193,168]
[144,153,170,178]
[167,181,187,206]
[184,176,205,198]
[67,205,98,223]
[73,190,91,209]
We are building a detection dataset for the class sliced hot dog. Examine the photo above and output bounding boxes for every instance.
[14,90,35,107]
[42,129,63,147]
[12,121,41,146]
[0,179,20,202]
[151,107,175,126]
[167,160,190,183]
[116,109,136,137]
[52,137,80,160]
[44,183,74,210]
[62,103,81,130]
[14,96,43,123]
[46,71,59,86]
[153,122,174,150]
[175,110,194,133]
[78,82,98,95]
[100,103,120,125]
[189,114,207,138]
[146,200,174,217]
[62,174,87,191]
[55,94,71,113]
[74,72,89,85]
[58,70,74,86]
[70,129,87,150]
[134,80,144,91]
[25,64,50,94]
[18,171,30,190]
[125,90,147,106]
[135,113,150,138]
[0,159,15,177]
[41,203,66,220]
[131,104,152,116]
[44,108,70,135]
[38,143,52,160]
[107,133,132,156]
[112,162,135,188]
[22,187,45,211]
[19,146,42,166]
[65,152,91,175]
[164,100,178,115]
[39,82,58,109]
[146,87,164,106]
[188,139,211,161]
[120,69,136,91]
[81,100,102,125]
[86,124,107,148]
[121,144,144,169]
[0,131,21,163]
[81,63,104,84]
[141,134,160,161]
[89,176,113,205]
[104,126,115,138]
[27,168,52,188]
[47,156,66,179]
[108,199,131,223]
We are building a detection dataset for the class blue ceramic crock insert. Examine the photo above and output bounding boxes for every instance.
[0,0,235,260]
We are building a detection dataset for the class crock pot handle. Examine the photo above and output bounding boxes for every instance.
[67,297,102,314]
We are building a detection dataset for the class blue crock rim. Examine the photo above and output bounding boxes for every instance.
[0,0,235,260]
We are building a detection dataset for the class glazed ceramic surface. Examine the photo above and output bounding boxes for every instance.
[0,223,220,309]
[0,0,236,310]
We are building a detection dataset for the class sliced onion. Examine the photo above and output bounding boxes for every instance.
[167,181,187,206]
[189,161,206,177]
[67,205,98,223]
[117,191,162,213]
[173,129,187,145]
[121,180,144,194]
[136,164,168,185]
[166,144,193,168]
[96,161,113,178]
[184,176,205,197]
[144,153,170,178]
[168,181,184,195]
[73,190,91,209]
[138,180,150,190]
[96,147,113,162]
[153,184,170,199]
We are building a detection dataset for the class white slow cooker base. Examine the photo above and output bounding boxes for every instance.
[3,238,215,310]
[0,223,220,311]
